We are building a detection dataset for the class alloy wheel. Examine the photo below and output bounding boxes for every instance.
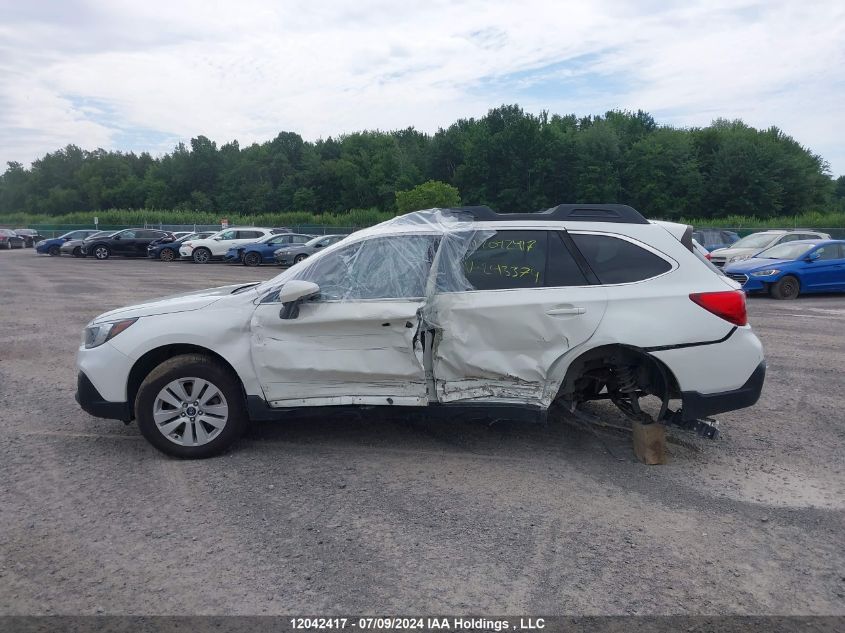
[152,377,229,447]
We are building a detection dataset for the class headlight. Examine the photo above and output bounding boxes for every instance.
[751,269,780,277]
[83,318,138,349]
[36,240,45,246]
[276,250,291,256]
[729,254,751,263]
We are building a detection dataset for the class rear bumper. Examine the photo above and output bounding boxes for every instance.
[680,360,766,421]
[76,372,132,422]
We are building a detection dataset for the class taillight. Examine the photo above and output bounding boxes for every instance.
[689,290,747,326]
[705,252,712,260]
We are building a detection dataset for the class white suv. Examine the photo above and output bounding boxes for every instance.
[76,205,766,458]
[179,227,277,263]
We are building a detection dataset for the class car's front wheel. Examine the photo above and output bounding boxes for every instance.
[72,246,83,257]
[93,245,110,260]
[159,248,176,262]
[243,251,261,267]
[293,253,308,264]
[48,245,61,256]
[135,354,247,458]
[192,247,211,264]
[770,275,800,300]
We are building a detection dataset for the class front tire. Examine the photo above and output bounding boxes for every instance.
[243,251,261,267]
[72,247,83,257]
[192,247,211,264]
[770,275,800,300]
[159,248,176,262]
[48,245,61,256]
[93,245,110,260]
[293,253,308,264]
[135,354,247,458]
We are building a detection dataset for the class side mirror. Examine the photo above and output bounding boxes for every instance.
[315,244,324,248]
[805,251,821,262]
[113,235,121,240]
[278,280,320,319]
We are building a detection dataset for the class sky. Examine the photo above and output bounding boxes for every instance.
[1,0,843,176]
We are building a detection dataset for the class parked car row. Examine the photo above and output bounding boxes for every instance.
[1,228,47,249]
[23,224,845,299]
[28,225,350,268]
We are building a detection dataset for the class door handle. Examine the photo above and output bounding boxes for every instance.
[546,306,586,316]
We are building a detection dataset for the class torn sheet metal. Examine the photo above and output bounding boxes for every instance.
[248,207,601,408]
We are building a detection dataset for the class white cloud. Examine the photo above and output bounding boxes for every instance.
[0,0,843,174]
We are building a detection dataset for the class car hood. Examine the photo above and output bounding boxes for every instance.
[724,257,793,273]
[710,246,769,258]
[92,283,254,323]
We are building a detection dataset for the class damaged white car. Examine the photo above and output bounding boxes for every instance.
[76,205,765,457]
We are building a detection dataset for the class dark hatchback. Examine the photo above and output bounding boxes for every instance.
[81,228,173,260]
[13,229,47,247]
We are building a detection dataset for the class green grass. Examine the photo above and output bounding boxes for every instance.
[3,208,845,231]
[0,208,396,229]
[675,211,845,229]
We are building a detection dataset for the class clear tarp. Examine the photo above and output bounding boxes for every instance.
[257,208,496,303]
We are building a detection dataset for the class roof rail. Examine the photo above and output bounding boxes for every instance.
[447,204,649,224]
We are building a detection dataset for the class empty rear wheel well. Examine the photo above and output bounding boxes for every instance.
[127,345,244,419]
[556,344,681,405]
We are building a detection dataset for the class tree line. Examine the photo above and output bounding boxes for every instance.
[2,105,843,220]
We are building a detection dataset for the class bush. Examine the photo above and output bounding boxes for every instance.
[395,181,461,214]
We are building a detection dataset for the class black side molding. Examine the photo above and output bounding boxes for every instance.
[680,361,766,422]
[644,327,737,352]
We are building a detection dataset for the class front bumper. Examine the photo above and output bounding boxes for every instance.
[680,360,766,421]
[274,254,294,265]
[76,372,132,422]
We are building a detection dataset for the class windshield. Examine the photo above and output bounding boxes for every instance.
[732,233,779,249]
[305,236,331,247]
[756,242,816,260]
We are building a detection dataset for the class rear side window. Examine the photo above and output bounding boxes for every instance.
[463,231,548,290]
[570,234,672,284]
[238,230,264,239]
[814,244,845,260]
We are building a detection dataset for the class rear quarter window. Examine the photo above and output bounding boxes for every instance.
[570,233,672,284]
[463,230,548,290]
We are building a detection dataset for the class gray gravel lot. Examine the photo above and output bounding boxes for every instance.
[0,249,843,615]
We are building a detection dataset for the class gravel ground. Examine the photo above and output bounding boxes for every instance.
[0,249,843,616]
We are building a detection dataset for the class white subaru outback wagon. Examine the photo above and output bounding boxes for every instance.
[76,205,766,458]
